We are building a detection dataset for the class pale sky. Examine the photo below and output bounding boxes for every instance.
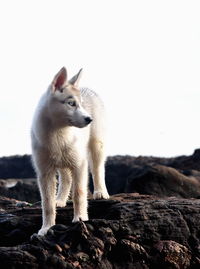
[0,0,200,157]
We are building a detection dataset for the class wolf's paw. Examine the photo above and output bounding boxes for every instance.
[72,214,89,223]
[56,199,66,208]
[93,190,110,200]
[38,226,51,236]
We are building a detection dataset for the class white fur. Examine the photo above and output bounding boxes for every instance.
[31,67,109,236]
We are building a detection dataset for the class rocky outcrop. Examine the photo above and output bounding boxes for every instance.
[1,151,200,267]
[0,193,200,268]
[125,164,200,198]
[103,150,200,197]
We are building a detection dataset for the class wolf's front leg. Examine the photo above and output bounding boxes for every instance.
[37,170,57,236]
[72,160,89,222]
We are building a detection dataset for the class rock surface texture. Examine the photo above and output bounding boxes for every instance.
[0,194,200,268]
[1,150,200,267]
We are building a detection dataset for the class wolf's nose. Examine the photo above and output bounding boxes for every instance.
[84,117,93,124]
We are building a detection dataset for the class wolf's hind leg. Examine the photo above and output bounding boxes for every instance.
[56,168,72,207]
[89,138,109,200]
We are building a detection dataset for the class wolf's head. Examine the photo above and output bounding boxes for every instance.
[48,67,92,128]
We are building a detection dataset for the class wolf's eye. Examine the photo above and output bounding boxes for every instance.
[68,100,76,107]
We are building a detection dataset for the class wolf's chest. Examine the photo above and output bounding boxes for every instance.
[48,128,89,169]
[49,143,76,169]
[48,135,79,169]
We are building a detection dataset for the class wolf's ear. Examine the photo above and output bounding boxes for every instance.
[52,67,67,91]
[69,68,83,87]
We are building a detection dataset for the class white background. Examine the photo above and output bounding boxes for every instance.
[0,0,200,157]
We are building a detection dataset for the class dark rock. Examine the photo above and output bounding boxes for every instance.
[169,149,200,171]
[0,246,38,269]
[105,149,200,197]
[0,180,40,203]
[0,194,200,268]
[152,240,191,268]
[125,164,200,198]
[0,155,35,179]
[0,196,31,210]
[104,156,136,194]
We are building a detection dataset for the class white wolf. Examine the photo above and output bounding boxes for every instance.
[31,67,109,236]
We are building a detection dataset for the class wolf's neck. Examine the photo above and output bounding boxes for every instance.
[50,126,72,140]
